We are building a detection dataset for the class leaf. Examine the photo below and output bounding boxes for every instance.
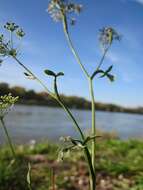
[56,72,64,77]
[107,74,115,82]
[70,139,78,146]
[83,135,101,145]
[24,72,35,80]
[99,65,114,82]
[106,65,113,73]
[91,69,104,79]
[24,72,30,77]
[44,69,56,77]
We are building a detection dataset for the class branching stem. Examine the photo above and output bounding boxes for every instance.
[62,16,96,190]
[91,46,111,79]
[13,55,95,187]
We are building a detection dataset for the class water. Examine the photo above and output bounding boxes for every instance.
[0,105,143,144]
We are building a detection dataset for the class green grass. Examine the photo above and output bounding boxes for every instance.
[1,137,143,190]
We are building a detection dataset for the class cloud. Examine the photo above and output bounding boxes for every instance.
[133,0,143,4]
[123,0,143,5]
[121,0,143,5]
[107,52,119,63]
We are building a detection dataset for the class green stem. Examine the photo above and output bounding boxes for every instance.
[0,117,16,158]
[62,16,90,79]
[54,77,95,181]
[91,46,111,79]
[62,16,95,190]
[13,56,85,141]
[10,31,13,49]
[12,56,95,175]
[13,55,95,186]
[89,78,96,172]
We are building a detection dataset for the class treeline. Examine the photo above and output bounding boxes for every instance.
[0,82,143,114]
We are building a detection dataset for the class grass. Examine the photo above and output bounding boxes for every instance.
[1,135,143,190]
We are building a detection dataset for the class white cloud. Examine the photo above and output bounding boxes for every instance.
[134,0,143,4]
[107,52,119,63]
[123,0,143,5]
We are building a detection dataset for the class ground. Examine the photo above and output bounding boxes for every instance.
[1,133,143,190]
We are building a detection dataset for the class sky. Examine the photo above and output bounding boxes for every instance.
[0,0,143,107]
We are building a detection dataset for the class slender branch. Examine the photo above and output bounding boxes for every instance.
[12,56,85,141]
[0,117,16,158]
[13,56,55,97]
[54,76,95,181]
[62,15,90,79]
[10,31,13,49]
[61,15,95,189]
[91,45,111,79]
[13,55,95,183]
[89,78,96,172]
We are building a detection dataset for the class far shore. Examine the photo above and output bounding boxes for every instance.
[1,82,143,115]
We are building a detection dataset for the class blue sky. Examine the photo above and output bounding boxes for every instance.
[0,0,143,107]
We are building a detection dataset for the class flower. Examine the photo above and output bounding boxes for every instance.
[16,29,25,38]
[0,22,25,62]
[99,27,121,50]
[4,22,19,32]
[0,93,18,118]
[47,0,82,23]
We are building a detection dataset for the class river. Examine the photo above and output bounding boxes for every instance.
[0,105,143,144]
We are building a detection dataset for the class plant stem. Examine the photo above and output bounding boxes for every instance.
[0,117,16,158]
[54,77,95,181]
[62,17,96,190]
[10,31,13,49]
[91,46,110,79]
[12,56,84,140]
[12,56,95,176]
[13,55,95,186]
[89,78,96,172]
[62,16,90,80]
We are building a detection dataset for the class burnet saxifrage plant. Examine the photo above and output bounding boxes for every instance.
[0,1,121,189]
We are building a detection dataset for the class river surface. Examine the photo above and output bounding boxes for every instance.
[0,105,143,144]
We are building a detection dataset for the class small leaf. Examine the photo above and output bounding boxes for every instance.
[70,139,78,146]
[83,135,101,145]
[91,69,104,79]
[24,72,30,77]
[106,65,113,73]
[99,65,114,81]
[107,74,115,82]
[44,69,56,77]
[56,72,64,77]
[24,72,35,80]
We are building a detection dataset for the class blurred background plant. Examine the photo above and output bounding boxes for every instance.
[0,93,18,157]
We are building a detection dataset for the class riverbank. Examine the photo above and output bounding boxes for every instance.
[1,134,143,190]
[0,82,143,115]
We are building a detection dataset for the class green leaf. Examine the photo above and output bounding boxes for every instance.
[44,69,56,77]
[83,135,101,145]
[24,72,35,80]
[24,72,30,77]
[91,69,104,79]
[56,72,64,77]
[99,65,114,82]
[107,74,115,82]
[106,65,113,73]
